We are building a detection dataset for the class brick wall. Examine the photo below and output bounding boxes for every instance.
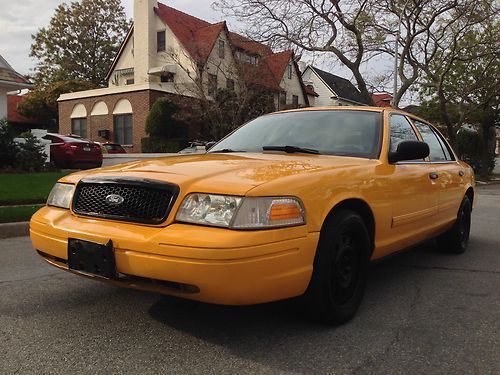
[58,90,198,153]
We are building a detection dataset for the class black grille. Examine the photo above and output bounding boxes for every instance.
[72,178,179,224]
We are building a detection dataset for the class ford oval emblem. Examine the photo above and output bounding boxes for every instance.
[105,194,125,206]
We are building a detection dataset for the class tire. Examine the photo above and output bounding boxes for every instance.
[436,196,471,254]
[303,209,371,325]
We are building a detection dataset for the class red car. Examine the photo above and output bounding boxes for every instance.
[42,133,102,169]
[100,142,127,154]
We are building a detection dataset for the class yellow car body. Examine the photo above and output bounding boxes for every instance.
[30,107,475,307]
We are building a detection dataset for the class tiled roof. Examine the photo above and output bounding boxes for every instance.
[7,95,44,125]
[228,32,273,57]
[311,66,370,105]
[372,93,393,107]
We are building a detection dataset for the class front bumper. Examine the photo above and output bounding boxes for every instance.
[30,206,319,305]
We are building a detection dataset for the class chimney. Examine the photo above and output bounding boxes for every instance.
[134,0,158,84]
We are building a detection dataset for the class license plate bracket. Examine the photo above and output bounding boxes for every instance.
[68,238,116,279]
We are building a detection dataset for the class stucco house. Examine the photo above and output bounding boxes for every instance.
[301,65,370,107]
[58,0,309,152]
[0,54,32,120]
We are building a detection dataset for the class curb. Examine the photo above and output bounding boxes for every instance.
[0,222,30,239]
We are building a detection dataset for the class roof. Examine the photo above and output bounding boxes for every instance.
[7,95,44,125]
[372,93,393,107]
[0,54,31,88]
[309,66,370,105]
[155,3,226,65]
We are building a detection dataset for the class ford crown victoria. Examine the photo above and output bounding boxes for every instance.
[30,107,475,325]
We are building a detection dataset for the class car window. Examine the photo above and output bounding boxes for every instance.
[413,121,449,162]
[389,115,418,153]
[210,110,382,158]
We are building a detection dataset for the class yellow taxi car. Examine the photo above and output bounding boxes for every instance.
[30,107,475,325]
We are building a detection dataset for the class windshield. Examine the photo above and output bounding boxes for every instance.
[210,110,382,158]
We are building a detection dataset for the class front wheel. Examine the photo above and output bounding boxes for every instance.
[436,196,471,254]
[303,210,370,325]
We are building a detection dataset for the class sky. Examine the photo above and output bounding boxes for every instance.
[0,0,222,75]
[0,0,395,97]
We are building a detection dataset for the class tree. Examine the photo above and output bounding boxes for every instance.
[17,80,97,128]
[214,0,383,105]
[416,20,499,176]
[145,98,187,139]
[30,0,130,86]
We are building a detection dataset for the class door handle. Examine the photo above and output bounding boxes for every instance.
[429,172,439,180]
[459,170,465,177]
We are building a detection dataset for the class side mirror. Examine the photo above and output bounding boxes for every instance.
[389,141,430,163]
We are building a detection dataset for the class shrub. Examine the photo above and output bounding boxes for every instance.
[141,137,188,153]
[0,118,18,169]
[456,129,495,176]
[145,98,187,138]
[16,133,47,172]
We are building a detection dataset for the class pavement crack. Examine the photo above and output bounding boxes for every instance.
[383,264,499,275]
[0,273,64,285]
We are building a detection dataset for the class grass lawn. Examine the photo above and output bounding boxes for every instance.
[0,172,67,205]
[0,204,45,223]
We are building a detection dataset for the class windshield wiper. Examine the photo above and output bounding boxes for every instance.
[209,148,246,153]
[263,145,320,155]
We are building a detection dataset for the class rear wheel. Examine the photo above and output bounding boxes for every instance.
[436,196,471,254]
[303,210,370,325]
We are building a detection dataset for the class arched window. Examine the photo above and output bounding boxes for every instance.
[70,104,87,138]
[112,99,133,145]
[90,101,109,139]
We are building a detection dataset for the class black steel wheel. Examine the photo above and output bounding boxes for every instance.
[304,209,370,325]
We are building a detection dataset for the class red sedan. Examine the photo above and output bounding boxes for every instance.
[42,133,102,169]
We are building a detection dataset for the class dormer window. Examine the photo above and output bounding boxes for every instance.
[219,40,225,59]
[157,31,166,52]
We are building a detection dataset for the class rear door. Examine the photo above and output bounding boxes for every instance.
[412,120,464,226]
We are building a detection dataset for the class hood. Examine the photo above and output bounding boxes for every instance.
[61,153,373,196]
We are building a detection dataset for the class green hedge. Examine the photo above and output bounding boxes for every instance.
[141,137,188,153]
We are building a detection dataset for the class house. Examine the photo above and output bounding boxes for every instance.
[371,93,393,107]
[301,66,370,107]
[57,0,309,152]
[7,94,46,132]
[0,54,32,120]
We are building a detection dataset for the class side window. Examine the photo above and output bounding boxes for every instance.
[389,114,418,153]
[413,121,448,162]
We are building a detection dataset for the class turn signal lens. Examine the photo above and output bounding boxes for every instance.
[269,203,303,221]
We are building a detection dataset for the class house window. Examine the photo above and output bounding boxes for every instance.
[208,74,218,96]
[161,72,174,83]
[157,31,166,52]
[288,63,293,79]
[226,78,235,91]
[126,78,134,85]
[71,118,87,138]
[292,95,299,107]
[114,114,133,145]
[219,40,225,59]
[279,92,287,108]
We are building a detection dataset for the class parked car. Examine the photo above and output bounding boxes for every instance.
[42,133,102,169]
[31,107,474,325]
[99,142,127,154]
[178,141,216,154]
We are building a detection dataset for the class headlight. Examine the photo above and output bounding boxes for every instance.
[47,183,75,209]
[176,194,242,227]
[176,194,305,229]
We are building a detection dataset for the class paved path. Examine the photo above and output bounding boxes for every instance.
[1,186,499,374]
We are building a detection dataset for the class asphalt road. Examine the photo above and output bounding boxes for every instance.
[1,185,499,374]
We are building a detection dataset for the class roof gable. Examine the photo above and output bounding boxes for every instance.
[0,54,30,86]
[309,66,369,105]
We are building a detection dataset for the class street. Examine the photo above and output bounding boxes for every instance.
[1,185,499,374]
